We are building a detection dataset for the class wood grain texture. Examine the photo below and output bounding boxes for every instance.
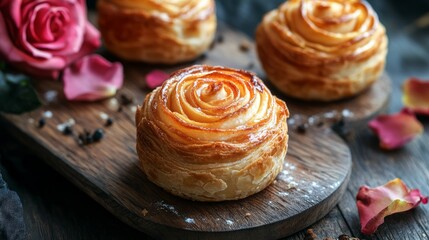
[0,25,356,239]
[280,73,391,122]
[336,121,429,240]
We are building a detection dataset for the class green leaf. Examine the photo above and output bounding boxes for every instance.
[0,72,41,114]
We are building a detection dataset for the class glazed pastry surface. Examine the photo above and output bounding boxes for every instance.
[136,65,289,201]
[98,0,216,63]
[256,0,388,101]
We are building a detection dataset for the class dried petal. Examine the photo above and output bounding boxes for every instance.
[63,54,123,101]
[357,178,428,235]
[403,77,429,115]
[146,70,169,89]
[368,111,423,150]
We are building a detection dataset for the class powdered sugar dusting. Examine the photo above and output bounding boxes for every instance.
[154,201,179,215]
[185,218,195,224]
[226,219,234,226]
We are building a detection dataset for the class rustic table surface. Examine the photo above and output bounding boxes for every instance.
[1,0,429,239]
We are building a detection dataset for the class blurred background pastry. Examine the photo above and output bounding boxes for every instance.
[256,0,388,101]
[98,0,216,64]
[135,65,289,201]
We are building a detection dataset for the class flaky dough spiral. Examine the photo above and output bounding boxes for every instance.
[256,0,388,101]
[135,65,289,201]
[98,0,216,64]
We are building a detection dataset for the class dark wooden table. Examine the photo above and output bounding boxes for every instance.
[1,1,429,239]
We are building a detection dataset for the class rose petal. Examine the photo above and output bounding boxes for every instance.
[146,70,169,89]
[368,110,423,150]
[403,77,429,115]
[63,54,123,101]
[357,178,428,235]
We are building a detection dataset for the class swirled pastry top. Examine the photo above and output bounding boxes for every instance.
[261,0,385,65]
[136,65,288,201]
[102,0,213,22]
[136,65,288,164]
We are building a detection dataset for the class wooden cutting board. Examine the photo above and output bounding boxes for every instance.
[0,24,391,239]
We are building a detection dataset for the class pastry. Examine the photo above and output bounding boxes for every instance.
[256,0,388,101]
[98,0,216,64]
[135,65,289,201]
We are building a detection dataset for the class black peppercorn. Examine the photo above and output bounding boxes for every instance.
[37,118,46,128]
[297,124,308,134]
[62,125,73,135]
[105,118,114,127]
[92,129,104,142]
[119,94,133,106]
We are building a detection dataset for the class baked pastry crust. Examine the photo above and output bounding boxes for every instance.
[135,65,289,201]
[256,0,388,101]
[98,0,216,64]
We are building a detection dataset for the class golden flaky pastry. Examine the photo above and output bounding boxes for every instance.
[135,65,289,201]
[256,0,388,101]
[97,0,216,64]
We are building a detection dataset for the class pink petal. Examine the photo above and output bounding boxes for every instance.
[403,77,429,116]
[357,178,428,235]
[63,54,123,101]
[368,110,423,150]
[146,70,169,89]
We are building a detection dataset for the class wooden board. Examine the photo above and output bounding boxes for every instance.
[0,25,360,239]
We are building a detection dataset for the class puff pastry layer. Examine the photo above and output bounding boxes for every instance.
[98,0,216,64]
[256,0,388,101]
[136,65,289,201]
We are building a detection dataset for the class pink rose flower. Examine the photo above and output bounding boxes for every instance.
[0,0,100,79]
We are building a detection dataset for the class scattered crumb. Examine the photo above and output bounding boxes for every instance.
[43,111,53,119]
[108,98,120,111]
[239,40,251,52]
[141,209,148,216]
[225,219,234,226]
[338,234,360,240]
[273,180,278,184]
[304,229,318,240]
[44,90,58,103]
[304,229,360,240]
[130,106,137,113]
[99,112,109,120]
[286,181,298,190]
[244,213,251,218]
